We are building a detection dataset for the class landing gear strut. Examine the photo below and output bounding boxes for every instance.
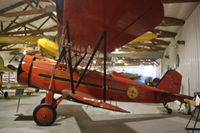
[163,103,173,114]
[33,91,63,126]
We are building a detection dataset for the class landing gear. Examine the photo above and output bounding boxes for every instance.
[33,104,57,126]
[163,103,173,114]
[4,91,8,98]
[33,91,63,126]
[0,89,8,98]
[35,88,39,92]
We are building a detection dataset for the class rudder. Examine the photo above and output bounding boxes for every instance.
[156,70,182,94]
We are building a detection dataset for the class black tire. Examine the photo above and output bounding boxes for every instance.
[40,98,46,104]
[4,91,8,98]
[35,88,39,92]
[33,104,57,126]
[167,108,173,114]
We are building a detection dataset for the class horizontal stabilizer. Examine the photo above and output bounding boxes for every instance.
[184,99,196,106]
[63,90,129,113]
[172,94,193,103]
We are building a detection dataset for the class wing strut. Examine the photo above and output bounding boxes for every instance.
[65,21,75,94]
[73,52,87,71]
[75,32,108,102]
[56,21,75,94]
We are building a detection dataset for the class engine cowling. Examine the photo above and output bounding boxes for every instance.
[17,55,36,85]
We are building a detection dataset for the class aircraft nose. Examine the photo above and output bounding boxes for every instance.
[17,55,35,85]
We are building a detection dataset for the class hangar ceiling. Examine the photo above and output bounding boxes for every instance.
[0,0,199,66]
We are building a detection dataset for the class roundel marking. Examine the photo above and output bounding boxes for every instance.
[127,86,138,99]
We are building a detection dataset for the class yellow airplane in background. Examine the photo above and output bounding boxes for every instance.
[0,33,157,58]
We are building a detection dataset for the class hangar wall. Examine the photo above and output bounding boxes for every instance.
[162,4,200,96]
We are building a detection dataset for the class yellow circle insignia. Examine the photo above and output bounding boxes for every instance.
[127,86,138,99]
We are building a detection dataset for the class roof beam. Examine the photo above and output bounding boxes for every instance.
[24,0,35,8]
[151,39,171,46]
[162,0,200,3]
[1,6,55,17]
[160,17,185,26]
[1,26,57,35]
[0,1,26,14]
[4,5,30,31]
[4,12,52,32]
[0,48,18,51]
[120,47,165,52]
[151,29,177,38]
[125,43,167,48]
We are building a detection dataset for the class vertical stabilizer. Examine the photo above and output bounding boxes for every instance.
[156,70,182,94]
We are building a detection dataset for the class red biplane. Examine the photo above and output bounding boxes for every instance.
[17,0,192,126]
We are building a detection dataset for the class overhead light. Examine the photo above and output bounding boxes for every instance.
[115,48,119,52]
[53,11,57,16]
[124,63,128,66]
[23,51,27,55]
[117,59,123,63]
[93,60,96,64]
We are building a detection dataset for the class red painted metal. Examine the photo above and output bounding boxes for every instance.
[60,0,164,52]
[18,56,193,111]
[35,107,54,124]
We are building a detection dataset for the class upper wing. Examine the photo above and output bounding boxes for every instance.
[57,0,164,53]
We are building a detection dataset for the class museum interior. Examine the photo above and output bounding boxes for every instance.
[1,0,200,133]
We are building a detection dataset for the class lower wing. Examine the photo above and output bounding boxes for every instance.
[63,89,129,113]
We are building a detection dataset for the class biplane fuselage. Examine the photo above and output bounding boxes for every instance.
[18,55,178,104]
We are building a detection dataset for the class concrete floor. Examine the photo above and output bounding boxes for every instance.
[0,92,197,133]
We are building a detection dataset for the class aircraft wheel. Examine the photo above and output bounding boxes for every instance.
[35,88,39,92]
[33,104,57,126]
[4,91,8,98]
[167,108,173,114]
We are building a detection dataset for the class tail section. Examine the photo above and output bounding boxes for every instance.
[156,70,182,94]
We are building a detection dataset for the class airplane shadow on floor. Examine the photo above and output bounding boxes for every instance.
[56,104,174,133]
[14,104,179,133]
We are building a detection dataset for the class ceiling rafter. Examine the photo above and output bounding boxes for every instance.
[4,4,30,32]
[40,0,56,3]
[0,43,10,49]
[125,43,167,48]
[151,29,177,38]
[1,26,57,35]
[160,17,185,26]
[120,46,165,52]
[151,39,171,46]
[24,0,35,8]
[37,15,52,29]
[162,0,200,3]
[14,22,33,31]
[0,1,26,14]
[33,1,57,23]
[1,6,55,17]
[3,12,52,32]
[27,23,38,29]
[129,45,166,50]
[0,48,18,51]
